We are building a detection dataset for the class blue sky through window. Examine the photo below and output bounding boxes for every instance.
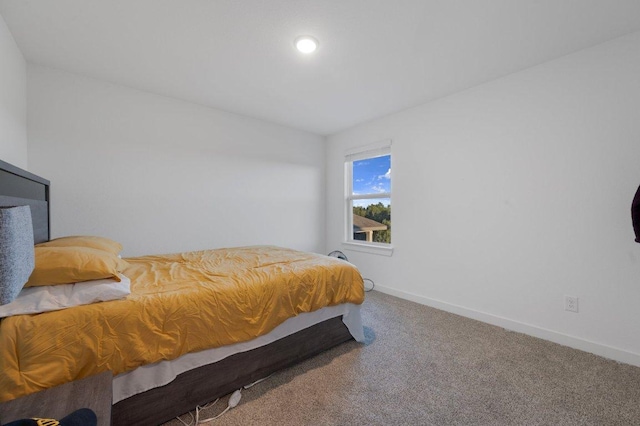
[352,154,391,207]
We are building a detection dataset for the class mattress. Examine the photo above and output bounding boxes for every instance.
[0,246,365,402]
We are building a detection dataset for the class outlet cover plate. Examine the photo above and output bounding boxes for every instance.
[565,295,579,313]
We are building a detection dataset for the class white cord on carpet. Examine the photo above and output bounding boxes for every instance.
[174,374,272,424]
[363,278,374,292]
[176,411,194,426]
[243,374,272,389]
[198,389,242,423]
[176,398,220,426]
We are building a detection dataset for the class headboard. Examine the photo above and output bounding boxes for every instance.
[0,159,50,244]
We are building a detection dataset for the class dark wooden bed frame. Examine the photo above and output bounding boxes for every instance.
[0,159,50,243]
[0,159,355,426]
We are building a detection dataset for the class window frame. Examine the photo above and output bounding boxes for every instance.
[343,140,394,256]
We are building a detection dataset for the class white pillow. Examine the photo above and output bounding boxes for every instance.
[0,274,131,318]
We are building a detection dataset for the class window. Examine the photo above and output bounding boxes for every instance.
[345,142,391,248]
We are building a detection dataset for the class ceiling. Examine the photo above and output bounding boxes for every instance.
[2,1,640,136]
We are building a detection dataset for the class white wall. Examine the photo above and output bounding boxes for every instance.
[0,12,27,168]
[326,32,640,366]
[28,65,325,257]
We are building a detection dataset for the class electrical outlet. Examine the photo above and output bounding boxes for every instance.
[565,296,579,313]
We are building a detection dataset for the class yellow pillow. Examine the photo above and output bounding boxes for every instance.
[25,246,128,287]
[36,235,123,255]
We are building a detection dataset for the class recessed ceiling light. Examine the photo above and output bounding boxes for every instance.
[295,35,318,54]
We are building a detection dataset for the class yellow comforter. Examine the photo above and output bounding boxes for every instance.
[0,246,364,402]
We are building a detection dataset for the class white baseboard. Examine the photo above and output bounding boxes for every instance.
[373,285,640,368]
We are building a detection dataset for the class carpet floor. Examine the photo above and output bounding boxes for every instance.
[162,291,640,425]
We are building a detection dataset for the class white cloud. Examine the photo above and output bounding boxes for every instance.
[378,168,391,180]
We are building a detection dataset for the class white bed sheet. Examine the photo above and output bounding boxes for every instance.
[112,303,364,403]
[0,274,131,318]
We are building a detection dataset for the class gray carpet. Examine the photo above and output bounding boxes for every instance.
[163,291,640,425]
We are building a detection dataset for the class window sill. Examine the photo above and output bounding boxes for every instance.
[342,241,394,257]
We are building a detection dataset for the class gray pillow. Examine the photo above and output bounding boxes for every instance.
[0,205,35,305]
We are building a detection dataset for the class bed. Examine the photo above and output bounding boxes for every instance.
[0,159,365,426]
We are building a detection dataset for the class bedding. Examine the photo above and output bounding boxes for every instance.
[0,274,131,318]
[36,235,123,255]
[0,245,364,402]
[26,246,127,287]
[113,302,363,403]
